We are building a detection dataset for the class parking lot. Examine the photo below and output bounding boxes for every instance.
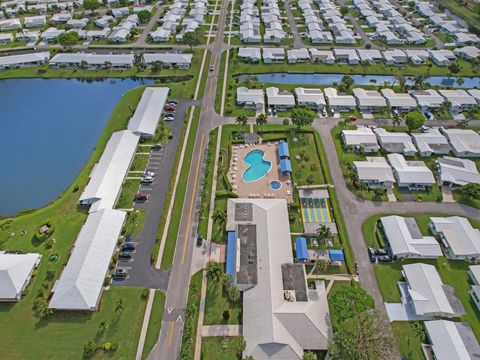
[111,100,193,289]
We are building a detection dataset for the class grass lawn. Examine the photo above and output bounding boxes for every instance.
[204,279,242,325]
[142,290,166,359]
[453,191,480,209]
[391,322,425,360]
[123,208,147,237]
[437,0,480,31]
[116,179,140,209]
[180,271,203,359]
[160,108,200,269]
[214,50,227,115]
[130,153,149,172]
[410,184,443,202]
[201,337,241,360]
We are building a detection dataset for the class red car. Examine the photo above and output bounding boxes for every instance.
[164,105,176,111]
[135,193,148,201]
[348,115,357,122]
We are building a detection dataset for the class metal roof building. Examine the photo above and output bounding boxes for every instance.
[425,320,480,360]
[128,87,169,138]
[411,128,451,157]
[402,263,465,318]
[79,130,140,212]
[341,127,380,152]
[0,51,50,69]
[387,153,435,188]
[381,216,442,259]
[295,237,308,261]
[49,208,126,311]
[353,157,395,189]
[0,253,41,302]
[225,198,332,359]
[429,216,480,260]
[277,140,290,159]
[437,156,480,187]
[442,129,480,157]
[373,128,417,156]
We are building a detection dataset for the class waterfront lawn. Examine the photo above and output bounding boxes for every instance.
[116,179,140,209]
[437,0,480,31]
[203,279,242,325]
[142,290,166,359]
[201,337,242,360]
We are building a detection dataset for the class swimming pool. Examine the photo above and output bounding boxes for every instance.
[270,180,282,190]
[242,149,272,182]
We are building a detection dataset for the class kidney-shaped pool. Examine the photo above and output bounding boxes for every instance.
[242,149,272,183]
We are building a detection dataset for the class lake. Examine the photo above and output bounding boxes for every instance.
[237,73,480,88]
[0,78,153,217]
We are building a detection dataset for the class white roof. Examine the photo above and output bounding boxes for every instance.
[387,153,435,185]
[353,157,395,182]
[454,46,480,59]
[381,216,442,257]
[262,47,285,59]
[409,89,444,108]
[425,320,480,360]
[442,129,480,156]
[437,156,480,186]
[341,127,380,148]
[266,87,295,106]
[237,87,265,105]
[323,87,356,107]
[411,128,450,154]
[79,130,140,211]
[294,87,325,106]
[403,263,457,316]
[468,89,480,102]
[353,88,387,107]
[238,47,261,59]
[0,52,49,67]
[227,199,332,359]
[430,216,480,258]
[50,53,134,66]
[287,48,310,60]
[0,253,40,300]
[470,265,480,283]
[49,208,126,310]
[380,88,417,108]
[143,53,192,65]
[438,89,477,107]
[128,87,169,137]
[374,128,417,154]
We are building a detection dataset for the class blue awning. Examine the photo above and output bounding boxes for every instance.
[278,140,290,158]
[280,159,292,173]
[295,237,308,260]
[226,232,237,278]
[329,249,345,262]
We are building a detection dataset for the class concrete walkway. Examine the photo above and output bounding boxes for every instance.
[442,185,454,203]
[135,289,156,360]
[202,325,242,337]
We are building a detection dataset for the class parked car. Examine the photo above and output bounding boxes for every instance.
[151,143,162,150]
[368,247,377,263]
[121,242,136,251]
[209,65,214,71]
[377,255,392,263]
[164,105,176,111]
[113,268,127,279]
[196,236,203,246]
[119,251,132,259]
[164,115,175,122]
[141,175,153,184]
[144,170,155,177]
[421,125,431,133]
[135,192,148,201]
[375,248,388,256]
[167,99,178,105]
[348,115,357,122]
[168,132,173,139]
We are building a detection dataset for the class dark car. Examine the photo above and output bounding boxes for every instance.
[196,236,203,247]
[368,247,377,263]
[135,193,148,201]
[377,255,392,263]
[113,268,127,279]
[168,132,173,139]
[121,242,136,251]
[151,143,162,150]
[375,248,388,256]
[119,251,132,259]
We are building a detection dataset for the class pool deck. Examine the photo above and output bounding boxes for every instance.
[228,142,293,203]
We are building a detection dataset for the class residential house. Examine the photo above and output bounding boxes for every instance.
[411,128,451,157]
[262,47,285,63]
[352,88,387,112]
[143,53,193,69]
[442,129,480,157]
[409,90,444,112]
[438,90,477,115]
[374,128,417,155]
[238,47,261,62]
[266,87,295,110]
[294,87,326,110]
[387,153,435,189]
[352,157,395,189]
[0,253,41,302]
[380,89,418,114]
[0,52,50,70]
[287,48,311,63]
[341,127,380,152]
[324,88,357,113]
[436,156,480,187]
[236,87,265,110]
[333,48,359,64]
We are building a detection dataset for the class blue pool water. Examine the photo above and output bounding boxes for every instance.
[0,78,153,217]
[242,150,272,183]
[270,180,282,190]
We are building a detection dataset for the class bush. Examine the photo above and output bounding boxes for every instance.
[404,111,425,131]
[141,288,149,299]
[283,118,290,125]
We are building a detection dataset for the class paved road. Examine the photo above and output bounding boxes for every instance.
[283,0,305,48]
[135,4,165,47]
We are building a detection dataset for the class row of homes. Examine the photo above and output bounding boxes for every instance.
[0,51,193,70]
[238,0,286,43]
[237,46,479,65]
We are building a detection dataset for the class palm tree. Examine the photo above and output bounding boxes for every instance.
[456,119,470,129]
[206,262,223,283]
[212,209,227,230]
[392,113,402,127]
[316,224,332,244]
[456,77,464,86]
[256,113,268,131]
[235,113,248,131]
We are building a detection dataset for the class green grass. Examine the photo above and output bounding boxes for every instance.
[197,50,211,100]
[214,50,227,115]
[437,0,480,31]
[160,108,200,269]
[123,209,147,237]
[204,279,242,325]
[180,271,203,359]
[391,322,426,360]
[453,191,480,209]
[130,153,149,172]
[410,184,443,202]
[201,337,241,360]
[116,179,140,209]
[142,290,166,359]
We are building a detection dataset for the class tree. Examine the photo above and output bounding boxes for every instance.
[456,77,465,86]
[448,61,461,74]
[459,183,480,200]
[150,60,163,73]
[235,113,248,130]
[57,31,80,46]
[341,75,354,90]
[330,310,395,360]
[303,351,317,360]
[206,261,224,283]
[83,0,100,12]
[231,336,247,355]
[212,209,227,230]
[329,283,375,326]
[137,9,152,24]
[313,259,328,274]
[256,113,268,130]
[115,298,125,314]
[183,31,201,50]
[291,108,316,130]
[412,73,427,89]
[316,224,332,244]
[456,119,470,129]
[340,5,349,15]
[404,111,425,131]
[228,285,241,303]
[392,113,402,126]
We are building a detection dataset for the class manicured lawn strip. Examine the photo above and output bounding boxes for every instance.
[180,271,203,359]
[201,337,241,360]
[160,108,201,269]
[214,50,227,114]
[197,50,211,100]
[123,208,147,237]
[130,153,149,171]
[453,191,480,209]
[142,290,166,360]
[391,322,425,360]
[203,279,242,325]
[198,128,219,239]
[116,179,140,209]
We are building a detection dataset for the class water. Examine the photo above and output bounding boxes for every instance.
[0,78,154,217]
[270,180,282,190]
[242,150,272,183]
[237,73,480,89]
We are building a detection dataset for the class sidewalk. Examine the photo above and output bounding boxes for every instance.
[202,325,242,337]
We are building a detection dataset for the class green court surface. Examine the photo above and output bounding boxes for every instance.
[301,197,332,223]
